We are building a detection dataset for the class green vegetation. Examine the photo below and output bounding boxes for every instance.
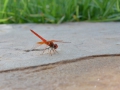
[0,0,120,24]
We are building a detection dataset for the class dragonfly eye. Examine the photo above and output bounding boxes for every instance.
[54,44,58,49]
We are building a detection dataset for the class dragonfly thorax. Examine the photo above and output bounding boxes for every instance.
[48,41,58,49]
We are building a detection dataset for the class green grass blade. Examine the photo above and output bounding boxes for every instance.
[103,0,116,17]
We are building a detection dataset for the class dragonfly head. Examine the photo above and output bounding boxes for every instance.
[54,44,58,49]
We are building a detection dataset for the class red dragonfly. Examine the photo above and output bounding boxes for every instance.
[30,29,70,55]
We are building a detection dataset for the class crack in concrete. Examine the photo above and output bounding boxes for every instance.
[0,54,120,73]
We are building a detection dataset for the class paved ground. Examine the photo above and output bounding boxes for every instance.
[0,22,120,89]
[0,22,120,71]
[0,55,120,90]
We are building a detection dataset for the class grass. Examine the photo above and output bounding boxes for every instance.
[0,0,120,24]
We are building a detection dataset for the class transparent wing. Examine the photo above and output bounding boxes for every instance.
[51,40,71,43]
[37,42,46,44]
[31,42,46,50]
[25,42,48,52]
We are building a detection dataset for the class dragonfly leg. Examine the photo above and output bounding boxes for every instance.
[54,49,58,53]
[51,48,58,55]
[41,47,58,56]
[49,48,52,56]
[52,48,56,54]
[41,48,46,55]
[52,48,55,54]
[40,45,49,55]
[31,44,41,51]
[46,48,49,54]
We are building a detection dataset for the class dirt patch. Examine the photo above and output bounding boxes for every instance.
[0,54,120,90]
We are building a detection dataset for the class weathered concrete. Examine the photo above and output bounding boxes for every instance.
[0,22,120,71]
[1,22,120,90]
[0,55,120,90]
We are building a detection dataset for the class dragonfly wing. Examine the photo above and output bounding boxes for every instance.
[51,40,71,43]
[37,42,46,45]
[51,40,63,42]
[31,43,41,50]
[30,42,46,51]
[31,42,46,50]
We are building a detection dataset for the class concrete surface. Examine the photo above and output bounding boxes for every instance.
[0,55,120,90]
[0,22,120,89]
[0,22,120,71]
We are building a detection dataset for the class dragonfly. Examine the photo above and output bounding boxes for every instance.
[30,29,70,55]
